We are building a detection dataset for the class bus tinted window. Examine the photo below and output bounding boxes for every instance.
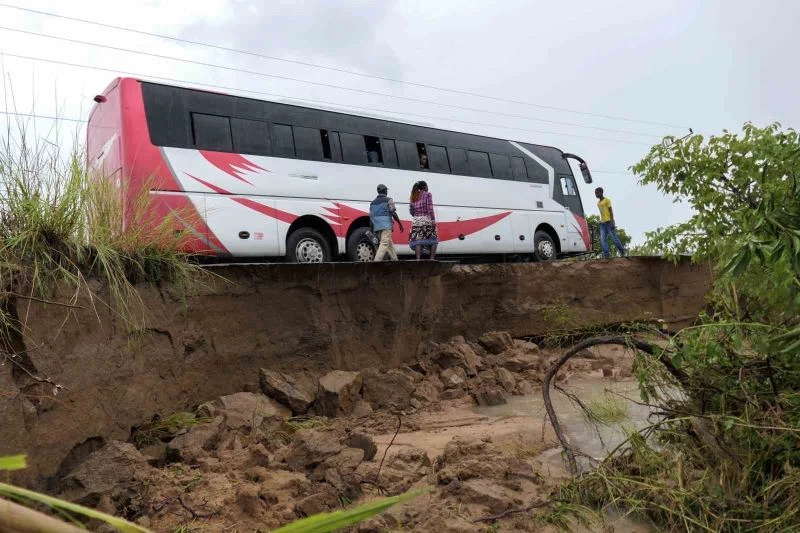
[396,140,421,170]
[468,150,492,178]
[272,124,295,157]
[490,153,511,180]
[364,136,383,164]
[232,118,269,155]
[294,126,324,160]
[448,147,468,175]
[192,113,232,152]
[341,133,367,164]
[511,156,528,181]
[428,145,450,173]
[560,175,578,196]
[382,139,398,167]
[328,131,343,162]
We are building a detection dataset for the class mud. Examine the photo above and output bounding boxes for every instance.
[0,258,710,488]
[50,336,648,532]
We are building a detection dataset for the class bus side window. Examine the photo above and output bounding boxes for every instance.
[560,175,578,196]
[467,150,492,178]
[511,156,529,182]
[382,139,398,167]
[294,126,324,160]
[416,143,429,169]
[232,118,269,155]
[489,153,511,180]
[364,136,383,164]
[192,113,233,152]
[328,131,343,162]
[396,140,420,170]
[341,133,367,164]
[427,145,450,173]
[272,124,295,157]
[448,147,468,175]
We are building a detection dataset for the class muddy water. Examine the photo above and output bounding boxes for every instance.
[475,374,655,532]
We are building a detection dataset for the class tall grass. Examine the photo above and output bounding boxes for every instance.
[0,117,205,332]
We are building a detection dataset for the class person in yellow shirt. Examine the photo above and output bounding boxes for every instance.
[595,187,626,258]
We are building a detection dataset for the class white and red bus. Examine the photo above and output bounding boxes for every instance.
[87,77,593,263]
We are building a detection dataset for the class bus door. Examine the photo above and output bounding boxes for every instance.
[557,174,586,252]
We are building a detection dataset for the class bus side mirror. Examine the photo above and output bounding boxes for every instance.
[579,162,593,184]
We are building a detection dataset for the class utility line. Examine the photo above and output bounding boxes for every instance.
[1,51,656,147]
[0,8,688,131]
[0,26,665,139]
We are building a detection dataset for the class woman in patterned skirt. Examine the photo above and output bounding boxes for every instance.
[409,180,439,260]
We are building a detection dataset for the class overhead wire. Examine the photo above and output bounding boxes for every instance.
[0,25,665,140]
[0,2,689,130]
[1,51,656,147]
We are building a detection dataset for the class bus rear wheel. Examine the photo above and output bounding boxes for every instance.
[287,228,331,263]
[346,227,376,262]
[534,230,557,261]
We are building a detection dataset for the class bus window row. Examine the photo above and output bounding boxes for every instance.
[190,112,535,182]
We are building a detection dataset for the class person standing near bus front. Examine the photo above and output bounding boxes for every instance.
[409,181,439,260]
[595,187,626,258]
[370,184,403,261]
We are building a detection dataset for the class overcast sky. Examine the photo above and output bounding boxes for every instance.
[1,0,798,243]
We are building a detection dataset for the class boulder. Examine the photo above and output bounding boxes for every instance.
[351,400,374,418]
[217,392,290,430]
[412,380,440,404]
[495,367,516,393]
[60,441,153,505]
[166,416,224,462]
[315,370,363,417]
[236,482,266,515]
[362,369,416,410]
[478,331,514,354]
[282,429,343,470]
[457,479,515,514]
[429,336,484,377]
[440,367,467,389]
[497,351,541,373]
[259,369,317,415]
[295,490,338,517]
[344,432,378,461]
[515,380,535,396]
[472,387,507,407]
[358,446,431,495]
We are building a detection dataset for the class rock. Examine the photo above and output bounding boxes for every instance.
[295,491,338,516]
[166,416,224,462]
[472,387,507,406]
[478,331,514,354]
[282,429,343,470]
[412,380,440,404]
[247,443,272,467]
[358,446,431,495]
[59,441,153,505]
[441,389,466,401]
[316,370,363,417]
[567,358,593,372]
[458,479,515,514]
[498,352,541,373]
[515,380,535,396]
[429,336,484,377]
[344,432,378,461]
[618,367,633,378]
[362,369,416,410]
[513,339,541,354]
[495,367,516,393]
[217,392,290,430]
[259,369,317,415]
[351,400,374,418]
[440,367,467,389]
[237,482,265,515]
[602,365,613,377]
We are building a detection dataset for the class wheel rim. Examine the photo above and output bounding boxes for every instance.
[538,239,555,259]
[295,238,325,263]
[355,241,374,262]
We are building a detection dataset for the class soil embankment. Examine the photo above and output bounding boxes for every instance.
[0,257,709,487]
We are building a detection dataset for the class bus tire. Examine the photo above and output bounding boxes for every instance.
[287,228,331,263]
[534,230,557,261]
[346,227,376,262]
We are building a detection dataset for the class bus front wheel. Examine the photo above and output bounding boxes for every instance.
[287,228,331,263]
[534,230,557,261]
[346,227,376,262]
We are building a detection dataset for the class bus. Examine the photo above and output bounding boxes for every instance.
[86,77,593,263]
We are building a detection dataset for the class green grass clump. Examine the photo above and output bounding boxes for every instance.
[585,394,629,426]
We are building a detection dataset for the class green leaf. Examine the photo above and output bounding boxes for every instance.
[271,488,429,533]
[0,482,152,532]
[0,455,27,471]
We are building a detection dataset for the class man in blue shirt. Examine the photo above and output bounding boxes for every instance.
[370,184,404,261]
